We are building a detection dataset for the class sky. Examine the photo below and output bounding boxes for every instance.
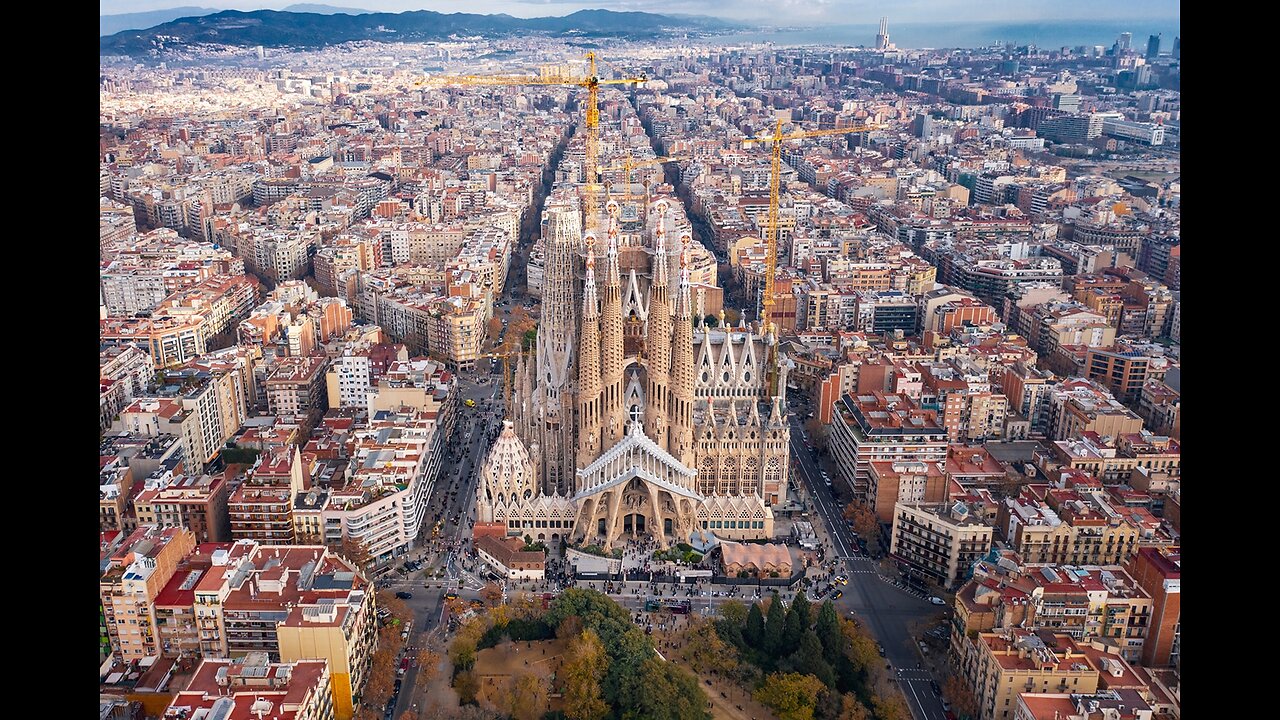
[101,0,1181,25]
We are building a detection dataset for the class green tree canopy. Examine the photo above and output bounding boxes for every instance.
[746,601,766,650]
[764,592,787,657]
[754,672,826,720]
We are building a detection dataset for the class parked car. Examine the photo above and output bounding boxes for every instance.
[928,596,946,606]
[396,591,414,600]
[877,644,886,657]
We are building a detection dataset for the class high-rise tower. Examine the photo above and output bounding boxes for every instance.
[537,198,581,494]
[644,211,672,450]
[576,235,603,470]
[600,206,628,446]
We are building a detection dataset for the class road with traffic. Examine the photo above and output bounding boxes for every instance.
[787,411,950,720]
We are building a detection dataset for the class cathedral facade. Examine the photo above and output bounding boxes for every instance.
[476,194,791,550]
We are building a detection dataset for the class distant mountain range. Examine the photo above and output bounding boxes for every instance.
[99,8,739,54]
[100,5,372,36]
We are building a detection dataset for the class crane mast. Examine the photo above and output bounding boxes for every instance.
[744,118,876,395]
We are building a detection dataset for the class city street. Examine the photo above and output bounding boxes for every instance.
[787,414,949,720]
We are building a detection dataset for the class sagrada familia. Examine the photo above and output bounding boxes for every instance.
[476,194,792,551]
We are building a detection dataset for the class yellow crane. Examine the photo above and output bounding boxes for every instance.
[599,153,687,207]
[478,347,525,407]
[419,53,646,232]
[743,118,877,394]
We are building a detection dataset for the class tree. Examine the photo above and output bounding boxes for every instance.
[624,656,711,720]
[791,630,835,688]
[481,582,503,607]
[377,591,412,624]
[837,693,871,720]
[804,417,829,451]
[746,602,766,650]
[416,649,441,684]
[719,599,748,626]
[816,601,841,666]
[754,672,826,720]
[681,617,738,675]
[486,315,505,343]
[453,670,480,705]
[505,671,548,720]
[870,691,911,720]
[450,619,484,671]
[791,591,813,632]
[842,503,880,548]
[362,643,397,711]
[556,613,583,640]
[813,688,843,720]
[441,708,503,720]
[783,601,805,656]
[703,313,719,327]
[838,618,880,677]
[942,674,981,719]
[764,592,787,657]
[562,629,610,720]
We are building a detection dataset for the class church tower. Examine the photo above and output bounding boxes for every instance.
[576,234,603,471]
[669,243,696,468]
[600,207,627,446]
[644,208,672,449]
[537,200,580,494]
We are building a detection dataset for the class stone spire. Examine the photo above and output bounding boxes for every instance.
[669,243,696,466]
[535,198,581,494]
[577,235,603,469]
[600,213,626,445]
[644,210,672,448]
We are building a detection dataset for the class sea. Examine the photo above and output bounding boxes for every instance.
[704,19,1181,51]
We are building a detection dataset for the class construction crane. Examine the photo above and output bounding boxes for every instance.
[743,118,877,394]
[600,153,687,207]
[419,53,646,232]
[478,347,525,407]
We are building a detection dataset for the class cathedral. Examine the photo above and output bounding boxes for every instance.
[476,193,792,550]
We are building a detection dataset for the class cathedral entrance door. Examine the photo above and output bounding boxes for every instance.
[664,518,673,536]
[597,518,606,536]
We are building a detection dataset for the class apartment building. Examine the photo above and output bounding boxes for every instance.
[100,526,198,661]
[965,630,1100,720]
[1044,380,1144,441]
[1124,547,1180,668]
[890,498,995,589]
[1042,431,1180,483]
[133,470,231,543]
[870,460,947,524]
[325,342,410,410]
[998,489,1144,566]
[100,458,138,533]
[266,356,329,431]
[321,408,442,567]
[163,655,335,720]
[828,392,949,502]
[192,541,376,720]
[229,447,305,545]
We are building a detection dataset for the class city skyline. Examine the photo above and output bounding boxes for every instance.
[101,0,1182,24]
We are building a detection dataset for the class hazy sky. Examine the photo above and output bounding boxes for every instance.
[101,0,1181,24]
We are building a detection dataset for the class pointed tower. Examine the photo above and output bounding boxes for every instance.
[536,199,581,494]
[577,235,603,471]
[600,212,627,446]
[644,213,672,448]
[669,242,696,467]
